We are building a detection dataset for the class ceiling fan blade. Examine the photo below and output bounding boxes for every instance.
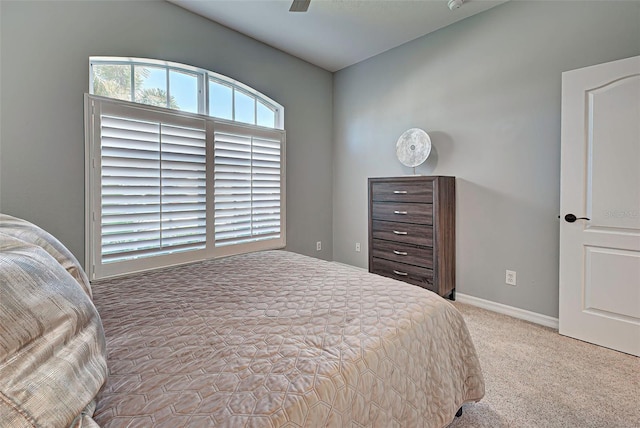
[289,0,310,12]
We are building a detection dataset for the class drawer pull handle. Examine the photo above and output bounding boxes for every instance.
[393,270,409,276]
[393,190,408,194]
[393,230,408,235]
[393,250,408,256]
[394,210,408,215]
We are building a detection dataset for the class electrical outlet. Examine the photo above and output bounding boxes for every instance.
[355,242,361,252]
[316,241,322,251]
[506,270,517,286]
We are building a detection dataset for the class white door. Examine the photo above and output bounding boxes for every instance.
[559,55,640,357]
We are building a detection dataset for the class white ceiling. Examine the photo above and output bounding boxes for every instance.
[168,0,509,72]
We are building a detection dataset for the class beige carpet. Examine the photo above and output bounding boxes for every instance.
[447,302,640,428]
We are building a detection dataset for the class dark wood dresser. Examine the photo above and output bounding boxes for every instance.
[368,176,456,299]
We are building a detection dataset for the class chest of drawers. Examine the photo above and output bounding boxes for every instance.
[368,176,456,299]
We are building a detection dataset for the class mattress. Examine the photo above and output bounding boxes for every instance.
[92,250,484,427]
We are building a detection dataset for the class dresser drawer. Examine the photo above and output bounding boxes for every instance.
[371,257,435,293]
[372,202,433,225]
[371,181,433,203]
[371,220,433,247]
[371,239,433,268]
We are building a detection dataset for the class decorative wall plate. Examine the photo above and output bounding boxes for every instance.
[396,128,431,172]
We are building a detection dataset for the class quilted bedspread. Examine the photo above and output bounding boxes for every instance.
[92,250,484,427]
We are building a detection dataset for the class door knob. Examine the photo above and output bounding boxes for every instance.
[564,213,590,223]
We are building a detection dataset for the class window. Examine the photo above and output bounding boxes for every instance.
[98,106,207,265]
[86,59,285,280]
[90,57,283,129]
[213,123,283,247]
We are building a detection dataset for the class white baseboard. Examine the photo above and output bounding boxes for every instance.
[330,261,559,330]
[332,260,367,271]
[456,293,559,330]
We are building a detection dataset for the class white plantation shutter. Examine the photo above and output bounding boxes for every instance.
[86,96,285,280]
[158,123,207,250]
[100,115,163,262]
[214,123,285,251]
[100,110,207,263]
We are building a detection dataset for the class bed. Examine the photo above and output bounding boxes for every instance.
[0,214,484,427]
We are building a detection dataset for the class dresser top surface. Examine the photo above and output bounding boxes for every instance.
[368,175,454,183]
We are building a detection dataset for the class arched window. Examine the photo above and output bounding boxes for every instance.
[86,58,286,280]
[90,57,283,129]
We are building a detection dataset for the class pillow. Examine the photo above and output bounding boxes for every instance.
[0,233,107,427]
[0,213,92,298]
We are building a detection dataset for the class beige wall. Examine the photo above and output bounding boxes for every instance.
[332,1,640,317]
[0,0,334,262]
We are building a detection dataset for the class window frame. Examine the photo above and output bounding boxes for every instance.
[85,94,286,280]
[90,57,284,130]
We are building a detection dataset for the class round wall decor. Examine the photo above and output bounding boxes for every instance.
[396,128,431,172]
